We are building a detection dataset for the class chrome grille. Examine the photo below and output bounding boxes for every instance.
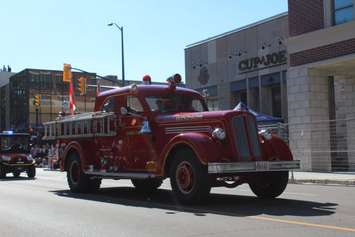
[232,114,261,160]
[246,114,261,158]
[232,116,250,160]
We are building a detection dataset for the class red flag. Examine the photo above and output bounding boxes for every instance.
[69,77,76,115]
[96,79,101,97]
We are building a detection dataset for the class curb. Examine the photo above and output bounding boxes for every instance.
[289,179,355,186]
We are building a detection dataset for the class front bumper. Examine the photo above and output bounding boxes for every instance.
[1,160,35,167]
[208,160,300,174]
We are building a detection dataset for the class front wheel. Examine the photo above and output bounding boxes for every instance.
[13,170,21,178]
[67,154,101,193]
[249,171,289,198]
[169,149,211,204]
[27,165,36,178]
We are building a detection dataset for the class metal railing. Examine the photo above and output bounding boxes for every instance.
[258,118,355,172]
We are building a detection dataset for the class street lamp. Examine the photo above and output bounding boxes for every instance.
[108,22,125,86]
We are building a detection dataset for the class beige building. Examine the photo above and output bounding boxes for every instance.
[185,13,289,121]
[186,0,355,172]
[286,0,355,171]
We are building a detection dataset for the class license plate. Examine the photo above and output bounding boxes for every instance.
[255,161,269,171]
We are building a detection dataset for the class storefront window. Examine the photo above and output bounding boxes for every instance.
[231,79,247,107]
[261,72,282,118]
[333,0,353,25]
[206,99,219,111]
[196,86,219,111]
[281,71,288,122]
[248,77,260,112]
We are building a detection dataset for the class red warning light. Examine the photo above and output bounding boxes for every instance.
[143,74,151,84]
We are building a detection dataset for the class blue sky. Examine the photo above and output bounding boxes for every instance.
[0,0,287,83]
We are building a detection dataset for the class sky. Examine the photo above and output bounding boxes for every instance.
[0,0,287,83]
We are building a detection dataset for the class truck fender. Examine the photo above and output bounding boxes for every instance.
[158,132,222,176]
[61,141,86,171]
[260,134,293,161]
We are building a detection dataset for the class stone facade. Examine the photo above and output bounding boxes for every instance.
[334,75,355,170]
[287,0,355,171]
[287,67,332,171]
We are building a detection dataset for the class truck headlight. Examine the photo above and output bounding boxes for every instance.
[212,128,226,140]
[259,129,272,140]
[1,155,11,161]
[27,154,33,161]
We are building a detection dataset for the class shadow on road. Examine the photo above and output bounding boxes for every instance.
[0,177,36,181]
[51,187,337,218]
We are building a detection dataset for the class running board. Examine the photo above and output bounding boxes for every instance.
[85,171,156,179]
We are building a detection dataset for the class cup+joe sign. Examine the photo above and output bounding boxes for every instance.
[238,50,287,73]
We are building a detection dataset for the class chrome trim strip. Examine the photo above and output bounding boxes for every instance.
[165,126,211,134]
[85,171,156,179]
[165,126,211,130]
[208,160,300,174]
[1,160,36,167]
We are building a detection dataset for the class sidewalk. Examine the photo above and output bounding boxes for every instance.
[289,171,355,186]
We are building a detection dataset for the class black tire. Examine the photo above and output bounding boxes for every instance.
[169,149,211,204]
[0,165,6,178]
[249,171,289,198]
[89,178,102,193]
[13,170,21,178]
[27,165,36,178]
[66,153,101,193]
[131,178,163,192]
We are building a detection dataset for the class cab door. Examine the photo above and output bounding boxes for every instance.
[94,96,123,172]
[120,95,156,172]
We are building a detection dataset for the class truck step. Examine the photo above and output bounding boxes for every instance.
[85,170,156,179]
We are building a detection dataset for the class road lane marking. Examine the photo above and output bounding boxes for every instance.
[250,216,355,233]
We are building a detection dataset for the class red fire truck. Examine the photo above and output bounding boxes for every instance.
[43,74,299,204]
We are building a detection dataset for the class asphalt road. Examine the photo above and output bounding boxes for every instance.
[0,168,355,237]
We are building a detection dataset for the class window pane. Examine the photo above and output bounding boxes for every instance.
[335,7,353,24]
[334,0,353,9]
[261,72,281,116]
[127,96,144,113]
[145,95,206,113]
[248,77,260,111]
[102,97,117,112]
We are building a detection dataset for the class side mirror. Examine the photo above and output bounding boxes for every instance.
[120,107,128,116]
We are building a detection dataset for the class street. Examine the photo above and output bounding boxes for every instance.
[0,169,354,237]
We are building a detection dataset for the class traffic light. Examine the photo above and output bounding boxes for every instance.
[33,95,40,107]
[78,76,87,95]
[63,63,72,83]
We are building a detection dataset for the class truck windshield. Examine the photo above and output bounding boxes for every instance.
[146,95,207,114]
[0,135,29,153]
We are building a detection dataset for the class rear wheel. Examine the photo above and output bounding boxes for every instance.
[249,171,289,198]
[169,149,211,204]
[27,165,36,178]
[13,170,21,178]
[67,153,101,193]
[131,178,163,192]
[0,165,6,178]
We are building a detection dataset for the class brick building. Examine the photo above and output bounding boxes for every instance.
[286,0,355,171]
